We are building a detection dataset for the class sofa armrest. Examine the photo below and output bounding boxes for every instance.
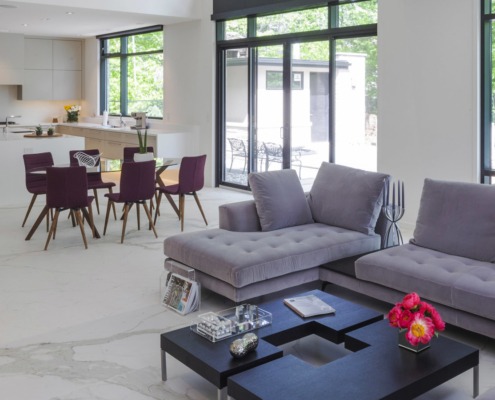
[219,200,262,232]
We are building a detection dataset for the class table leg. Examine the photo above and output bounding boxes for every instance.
[218,387,227,400]
[473,365,479,398]
[161,349,167,381]
[25,205,49,240]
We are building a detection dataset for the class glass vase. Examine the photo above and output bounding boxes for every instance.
[398,329,430,353]
[67,112,79,123]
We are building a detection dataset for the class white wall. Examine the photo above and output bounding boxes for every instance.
[378,0,479,228]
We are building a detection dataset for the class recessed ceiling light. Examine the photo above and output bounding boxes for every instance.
[21,23,28,27]
[0,5,18,8]
[65,11,74,15]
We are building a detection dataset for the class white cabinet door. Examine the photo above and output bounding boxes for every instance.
[24,38,52,69]
[20,70,53,100]
[53,40,82,70]
[53,70,81,100]
[0,33,24,84]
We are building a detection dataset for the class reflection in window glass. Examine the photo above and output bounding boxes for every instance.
[225,19,248,39]
[334,37,378,171]
[335,0,377,28]
[257,7,328,36]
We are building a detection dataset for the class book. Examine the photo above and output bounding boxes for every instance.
[162,273,199,315]
[284,294,336,318]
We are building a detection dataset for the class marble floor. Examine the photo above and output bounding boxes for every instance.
[1,187,494,400]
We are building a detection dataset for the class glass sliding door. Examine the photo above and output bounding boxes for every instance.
[223,48,249,186]
[291,41,330,183]
[255,45,284,174]
[334,36,378,171]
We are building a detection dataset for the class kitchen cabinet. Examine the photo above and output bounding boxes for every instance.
[0,33,24,85]
[19,38,82,100]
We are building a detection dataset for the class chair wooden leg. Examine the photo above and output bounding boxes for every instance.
[165,193,180,218]
[179,194,185,231]
[143,202,158,238]
[108,187,117,220]
[74,209,88,249]
[121,204,129,243]
[193,192,208,226]
[25,205,49,241]
[103,200,112,236]
[52,210,59,240]
[93,188,100,214]
[44,210,60,250]
[22,194,37,227]
[154,192,162,225]
[87,204,96,238]
[136,203,141,230]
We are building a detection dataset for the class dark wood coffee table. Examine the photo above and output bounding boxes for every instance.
[228,319,480,400]
[160,289,382,400]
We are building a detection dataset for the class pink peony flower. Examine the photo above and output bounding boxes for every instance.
[387,304,402,328]
[429,308,445,332]
[402,292,421,310]
[398,309,413,329]
[405,314,435,345]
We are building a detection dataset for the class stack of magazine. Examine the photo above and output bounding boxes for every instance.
[162,273,199,315]
[283,294,336,317]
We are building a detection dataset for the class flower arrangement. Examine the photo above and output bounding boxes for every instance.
[64,104,81,123]
[388,292,445,346]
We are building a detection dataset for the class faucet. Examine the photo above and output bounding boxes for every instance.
[3,115,21,134]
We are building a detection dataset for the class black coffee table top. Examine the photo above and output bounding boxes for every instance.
[160,289,382,389]
[228,319,480,400]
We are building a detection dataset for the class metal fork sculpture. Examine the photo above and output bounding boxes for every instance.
[382,179,405,247]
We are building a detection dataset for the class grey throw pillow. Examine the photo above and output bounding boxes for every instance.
[411,178,495,262]
[308,162,389,235]
[248,169,313,232]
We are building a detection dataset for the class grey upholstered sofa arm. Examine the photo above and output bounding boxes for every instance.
[219,200,262,232]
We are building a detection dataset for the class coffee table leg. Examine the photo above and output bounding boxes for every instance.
[161,349,167,381]
[218,387,228,400]
[473,365,479,398]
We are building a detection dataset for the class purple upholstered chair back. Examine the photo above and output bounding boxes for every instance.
[23,152,54,193]
[118,160,156,202]
[178,155,206,193]
[46,166,89,209]
[123,147,154,163]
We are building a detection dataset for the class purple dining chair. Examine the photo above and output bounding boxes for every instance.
[154,154,208,231]
[22,152,54,227]
[44,166,96,250]
[103,160,158,243]
[123,146,154,163]
[69,149,116,218]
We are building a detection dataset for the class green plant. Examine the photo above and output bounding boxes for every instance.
[47,127,54,136]
[137,129,148,154]
[35,125,43,136]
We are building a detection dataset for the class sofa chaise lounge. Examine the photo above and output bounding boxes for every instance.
[164,162,389,303]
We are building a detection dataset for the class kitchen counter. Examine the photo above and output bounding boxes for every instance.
[57,123,198,160]
[0,134,85,207]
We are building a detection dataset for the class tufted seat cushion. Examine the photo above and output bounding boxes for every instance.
[355,243,495,321]
[164,224,381,289]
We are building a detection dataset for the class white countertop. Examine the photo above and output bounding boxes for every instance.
[57,122,173,136]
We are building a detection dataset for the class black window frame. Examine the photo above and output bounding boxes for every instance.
[97,25,164,118]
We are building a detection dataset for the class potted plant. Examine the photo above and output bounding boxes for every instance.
[35,125,43,136]
[134,129,153,162]
[47,127,55,136]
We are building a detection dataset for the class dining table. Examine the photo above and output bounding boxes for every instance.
[24,157,180,241]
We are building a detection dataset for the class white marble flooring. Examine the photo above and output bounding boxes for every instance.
[0,187,494,400]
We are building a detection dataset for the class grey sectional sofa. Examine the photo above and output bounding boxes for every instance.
[321,178,495,339]
[163,162,389,302]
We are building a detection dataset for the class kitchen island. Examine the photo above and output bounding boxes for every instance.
[57,123,198,160]
[0,132,84,207]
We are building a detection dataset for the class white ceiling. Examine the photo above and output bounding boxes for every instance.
[0,0,199,38]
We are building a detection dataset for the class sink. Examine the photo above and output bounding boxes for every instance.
[11,130,35,134]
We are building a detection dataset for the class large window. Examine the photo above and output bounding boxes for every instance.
[99,26,163,118]
[215,1,377,189]
[482,1,495,183]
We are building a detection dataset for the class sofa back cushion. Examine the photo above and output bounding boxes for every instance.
[308,162,389,235]
[411,178,495,262]
[249,169,313,232]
